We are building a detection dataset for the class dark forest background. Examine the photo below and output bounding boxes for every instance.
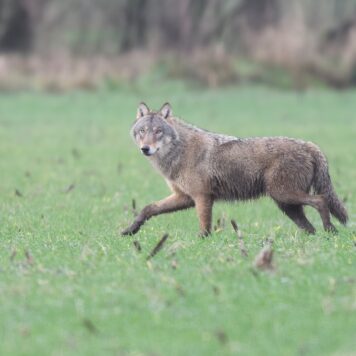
[1,0,356,90]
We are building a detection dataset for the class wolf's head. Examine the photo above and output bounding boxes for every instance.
[131,102,178,157]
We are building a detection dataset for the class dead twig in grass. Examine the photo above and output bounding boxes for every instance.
[214,214,226,232]
[24,249,34,266]
[147,234,169,260]
[117,163,123,175]
[133,240,142,252]
[254,239,275,271]
[231,219,248,257]
[215,330,228,345]
[175,283,185,296]
[82,318,98,334]
[132,199,138,216]
[15,189,23,197]
[10,249,17,261]
[212,285,220,296]
[63,183,75,194]
[71,148,81,159]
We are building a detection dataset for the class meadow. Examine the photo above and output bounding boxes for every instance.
[0,82,355,355]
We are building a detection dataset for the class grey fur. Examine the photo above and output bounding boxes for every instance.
[122,103,348,236]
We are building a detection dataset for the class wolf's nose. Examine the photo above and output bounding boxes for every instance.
[141,146,150,155]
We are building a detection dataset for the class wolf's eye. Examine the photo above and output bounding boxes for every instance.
[155,128,162,135]
[139,128,145,134]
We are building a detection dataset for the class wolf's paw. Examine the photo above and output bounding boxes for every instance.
[326,224,338,235]
[304,226,316,235]
[121,222,141,236]
[121,228,134,236]
[198,231,211,238]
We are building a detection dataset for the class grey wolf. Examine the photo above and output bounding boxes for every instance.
[122,102,348,236]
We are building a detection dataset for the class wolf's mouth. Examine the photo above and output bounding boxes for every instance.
[142,147,159,156]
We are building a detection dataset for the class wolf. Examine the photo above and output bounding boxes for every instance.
[122,102,348,236]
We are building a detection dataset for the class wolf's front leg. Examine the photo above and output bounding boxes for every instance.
[194,195,213,237]
[121,194,194,236]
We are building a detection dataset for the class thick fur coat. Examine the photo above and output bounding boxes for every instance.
[122,103,348,236]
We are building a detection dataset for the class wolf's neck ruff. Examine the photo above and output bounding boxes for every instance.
[148,116,239,180]
[149,132,185,180]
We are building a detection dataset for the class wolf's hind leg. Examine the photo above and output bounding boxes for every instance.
[276,203,316,234]
[121,194,194,236]
[269,190,336,233]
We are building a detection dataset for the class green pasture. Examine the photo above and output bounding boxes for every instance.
[0,83,355,355]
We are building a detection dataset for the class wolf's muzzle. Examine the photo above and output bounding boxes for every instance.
[141,146,151,156]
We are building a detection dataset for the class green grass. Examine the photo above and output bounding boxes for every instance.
[0,83,355,356]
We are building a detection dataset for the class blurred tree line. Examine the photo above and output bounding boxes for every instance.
[0,0,356,88]
[1,0,355,54]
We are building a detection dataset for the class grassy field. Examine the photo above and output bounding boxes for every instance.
[0,82,355,356]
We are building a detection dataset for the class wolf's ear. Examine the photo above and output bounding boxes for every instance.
[137,102,149,119]
[159,102,172,119]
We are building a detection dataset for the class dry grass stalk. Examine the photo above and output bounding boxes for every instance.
[231,219,248,257]
[147,234,169,260]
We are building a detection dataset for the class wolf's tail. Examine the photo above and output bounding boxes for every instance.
[311,145,348,224]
